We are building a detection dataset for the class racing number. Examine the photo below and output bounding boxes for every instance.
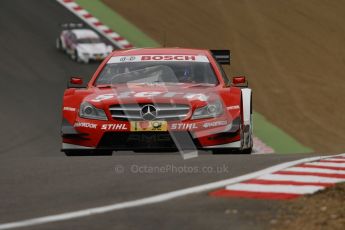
[92,94,114,102]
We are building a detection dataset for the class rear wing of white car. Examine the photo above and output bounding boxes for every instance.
[60,23,84,29]
[210,50,231,65]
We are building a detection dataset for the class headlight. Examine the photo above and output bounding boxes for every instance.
[79,102,108,120]
[191,100,223,120]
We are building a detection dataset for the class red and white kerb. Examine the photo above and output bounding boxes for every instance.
[210,155,345,200]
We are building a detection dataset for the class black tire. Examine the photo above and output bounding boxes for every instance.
[72,50,87,63]
[212,147,252,154]
[240,147,252,154]
[71,50,79,62]
[56,38,63,51]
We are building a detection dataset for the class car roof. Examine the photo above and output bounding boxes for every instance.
[71,29,99,39]
[112,48,211,56]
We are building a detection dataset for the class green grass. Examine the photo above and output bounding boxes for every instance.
[253,112,312,153]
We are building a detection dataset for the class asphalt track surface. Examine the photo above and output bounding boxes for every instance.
[0,1,319,229]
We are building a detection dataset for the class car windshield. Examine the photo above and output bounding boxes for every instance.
[95,56,219,85]
[78,37,101,44]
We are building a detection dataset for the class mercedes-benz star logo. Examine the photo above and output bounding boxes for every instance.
[140,105,157,120]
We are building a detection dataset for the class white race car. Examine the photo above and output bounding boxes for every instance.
[56,24,113,63]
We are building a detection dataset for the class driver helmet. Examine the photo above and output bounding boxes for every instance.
[177,64,193,82]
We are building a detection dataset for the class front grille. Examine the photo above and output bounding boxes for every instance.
[98,132,201,150]
[98,132,175,149]
[109,103,190,121]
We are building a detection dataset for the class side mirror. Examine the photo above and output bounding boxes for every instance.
[68,77,84,88]
[232,76,248,87]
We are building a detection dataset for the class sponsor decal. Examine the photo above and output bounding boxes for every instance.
[74,122,97,129]
[130,121,168,131]
[141,55,196,61]
[92,92,209,102]
[203,120,228,128]
[101,124,128,130]
[127,133,171,143]
[227,105,240,110]
[63,107,76,112]
[120,56,136,62]
[108,55,209,64]
[170,123,198,130]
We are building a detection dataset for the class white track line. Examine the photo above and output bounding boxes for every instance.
[282,166,345,175]
[0,153,344,230]
[225,183,324,194]
[258,173,344,183]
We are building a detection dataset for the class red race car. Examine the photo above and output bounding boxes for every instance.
[61,48,253,156]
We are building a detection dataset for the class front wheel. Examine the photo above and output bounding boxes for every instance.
[56,38,63,51]
[212,147,252,154]
[240,147,252,154]
[71,50,80,62]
